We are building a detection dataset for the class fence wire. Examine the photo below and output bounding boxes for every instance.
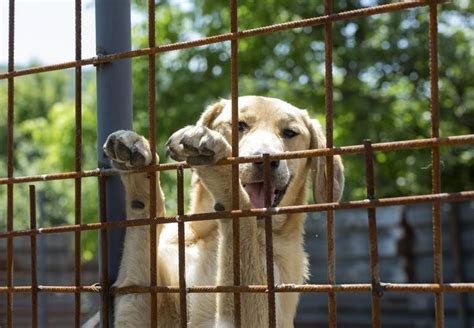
[1,0,474,327]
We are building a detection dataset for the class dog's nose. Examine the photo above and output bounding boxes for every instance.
[252,152,280,170]
[253,160,280,168]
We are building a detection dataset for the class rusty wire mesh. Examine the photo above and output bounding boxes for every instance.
[1,0,474,327]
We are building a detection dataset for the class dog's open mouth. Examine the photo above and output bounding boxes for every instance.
[243,182,287,208]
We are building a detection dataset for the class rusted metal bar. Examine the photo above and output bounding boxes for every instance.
[6,0,15,326]
[147,1,159,326]
[0,191,473,240]
[99,176,110,328]
[177,166,187,327]
[230,0,242,326]
[0,1,445,81]
[324,0,337,325]
[29,186,38,328]
[364,140,381,327]
[263,155,276,327]
[4,282,474,295]
[74,1,83,326]
[113,283,474,294]
[428,3,444,327]
[3,135,473,186]
[0,286,107,293]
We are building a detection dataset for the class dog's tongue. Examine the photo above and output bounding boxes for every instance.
[244,183,275,208]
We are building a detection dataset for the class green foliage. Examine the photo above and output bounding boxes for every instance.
[131,0,473,199]
[1,0,472,260]
[0,70,99,260]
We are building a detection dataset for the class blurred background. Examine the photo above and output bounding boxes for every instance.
[0,0,473,326]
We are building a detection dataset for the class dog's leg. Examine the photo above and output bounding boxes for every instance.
[167,126,268,327]
[103,130,166,327]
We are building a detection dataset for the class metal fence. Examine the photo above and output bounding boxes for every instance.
[1,0,474,327]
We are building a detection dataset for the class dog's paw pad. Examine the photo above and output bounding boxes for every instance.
[115,140,132,162]
[130,145,147,167]
[166,125,230,166]
[103,130,152,170]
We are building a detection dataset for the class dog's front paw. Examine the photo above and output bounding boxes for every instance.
[103,130,153,170]
[166,126,231,166]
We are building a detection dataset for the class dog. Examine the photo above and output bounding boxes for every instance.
[103,96,344,327]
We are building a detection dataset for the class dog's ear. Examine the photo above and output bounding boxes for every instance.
[303,112,345,203]
[197,99,227,127]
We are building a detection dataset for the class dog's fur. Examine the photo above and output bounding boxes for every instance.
[104,96,344,327]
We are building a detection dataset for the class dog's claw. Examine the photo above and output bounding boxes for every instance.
[104,134,117,158]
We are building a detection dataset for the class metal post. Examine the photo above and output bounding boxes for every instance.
[95,1,132,326]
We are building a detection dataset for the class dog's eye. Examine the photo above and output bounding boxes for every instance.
[238,121,248,132]
[282,129,298,138]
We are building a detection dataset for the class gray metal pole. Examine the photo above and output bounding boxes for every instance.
[95,1,132,326]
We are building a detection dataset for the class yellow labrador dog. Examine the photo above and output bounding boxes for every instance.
[104,96,344,327]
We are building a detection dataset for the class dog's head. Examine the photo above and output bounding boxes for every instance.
[197,96,344,208]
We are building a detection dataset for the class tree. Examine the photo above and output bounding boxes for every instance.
[0,70,99,260]
[130,0,473,199]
